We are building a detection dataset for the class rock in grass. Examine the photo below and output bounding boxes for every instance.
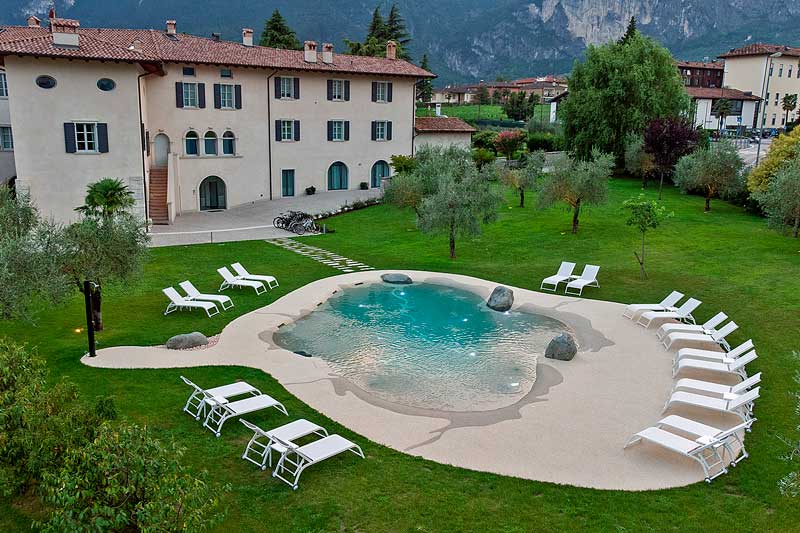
[165,332,208,350]
[487,286,514,312]
[381,273,413,284]
[545,333,578,361]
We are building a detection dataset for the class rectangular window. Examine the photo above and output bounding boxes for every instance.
[769,64,774,76]
[74,123,97,153]
[220,84,234,109]
[0,72,7,98]
[183,67,196,76]
[220,68,232,78]
[183,83,198,108]
[779,64,784,77]
[280,120,294,141]
[775,93,780,106]
[375,121,387,141]
[280,77,294,99]
[331,80,345,101]
[281,169,295,197]
[375,82,388,102]
[331,120,344,141]
[772,114,777,126]
[0,127,13,151]
[789,66,794,79]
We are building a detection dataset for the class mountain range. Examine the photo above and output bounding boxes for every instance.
[3,1,800,84]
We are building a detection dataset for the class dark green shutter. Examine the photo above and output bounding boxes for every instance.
[327,80,333,101]
[386,121,392,140]
[64,123,76,153]
[344,121,350,141]
[175,82,184,108]
[97,123,109,153]
[387,82,393,102]
[275,120,281,141]
[371,121,376,141]
[198,83,206,108]
[213,84,221,109]
[327,121,333,141]
[344,80,350,101]
[293,77,300,99]
[234,85,242,109]
[274,77,281,98]
[371,82,378,102]
[294,120,300,141]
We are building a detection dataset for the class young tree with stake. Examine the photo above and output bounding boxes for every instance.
[623,195,671,278]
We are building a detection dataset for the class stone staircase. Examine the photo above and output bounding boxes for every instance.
[148,167,169,224]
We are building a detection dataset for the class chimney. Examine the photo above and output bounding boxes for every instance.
[211,32,220,42]
[322,43,334,64]
[50,18,80,47]
[304,41,317,63]
[27,15,41,28]
[242,28,253,47]
[130,39,143,53]
[386,40,397,60]
[166,20,177,35]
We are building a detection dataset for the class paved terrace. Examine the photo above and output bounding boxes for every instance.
[148,189,382,247]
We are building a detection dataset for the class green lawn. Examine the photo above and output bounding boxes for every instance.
[2,178,800,530]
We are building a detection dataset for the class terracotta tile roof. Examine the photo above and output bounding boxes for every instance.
[0,25,435,78]
[50,18,80,29]
[718,43,800,59]
[676,60,724,70]
[685,87,761,101]
[415,117,476,133]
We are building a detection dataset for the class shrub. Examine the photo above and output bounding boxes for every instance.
[389,154,417,174]
[471,130,498,153]
[494,130,526,160]
[472,148,496,170]
[673,141,745,212]
[748,127,800,193]
[527,132,560,152]
[753,157,800,237]
[305,186,316,195]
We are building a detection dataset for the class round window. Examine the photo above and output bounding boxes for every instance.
[35,75,57,89]
[97,78,116,92]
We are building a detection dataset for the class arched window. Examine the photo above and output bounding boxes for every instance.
[204,131,217,156]
[222,131,236,155]
[370,160,390,188]
[199,176,226,210]
[184,131,199,156]
[327,161,348,190]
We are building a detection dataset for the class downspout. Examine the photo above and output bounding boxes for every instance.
[137,69,154,232]
[412,77,420,156]
[266,69,278,200]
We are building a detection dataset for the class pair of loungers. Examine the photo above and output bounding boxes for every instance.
[218,262,279,295]
[163,281,233,318]
[540,262,600,296]
[181,377,363,489]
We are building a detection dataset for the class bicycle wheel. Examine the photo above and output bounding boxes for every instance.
[273,216,283,228]
[293,222,306,235]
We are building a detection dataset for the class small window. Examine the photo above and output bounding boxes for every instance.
[280,77,294,99]
[35,75,57,89]
[183,82,198,107]
[222,131,235,155]
[769,64,774,76]
[97,78,116,92]
[772,114,777,126]
[375,81,388,102]
[375,121,387,141]
[74,123,98,152]
[220,68,233,78]
[220,84,234,109]
[185,131,199,155]
[331,120,345,141]
[0,127,13,151]
[331,79,345,101]
[281,169,295,197]
[280,120,294,141]
[183,67,196,76]
[204,131,217,155]
[779,64,784,77]
[790,66,794,79]
[0,72,7,97]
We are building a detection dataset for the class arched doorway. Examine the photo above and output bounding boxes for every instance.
[154,133,170,167]
[199,176,226,211]
[327,161,348,190]
[371,160,390,188]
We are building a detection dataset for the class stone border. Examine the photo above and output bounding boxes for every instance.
[82,270,743,490]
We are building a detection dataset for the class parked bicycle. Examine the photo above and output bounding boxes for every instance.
[273,211,321,235]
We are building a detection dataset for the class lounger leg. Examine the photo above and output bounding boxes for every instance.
[183,390,204,420]
[242,433,270,470]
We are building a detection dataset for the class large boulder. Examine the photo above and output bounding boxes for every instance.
[487,286,514,312]
[165,332,208,350]
[381,273,413,285]
[544,333,578,361]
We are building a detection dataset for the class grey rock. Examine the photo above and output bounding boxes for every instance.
[381,273,413,285]
[545,333,578,361]
[487,286,514,312]
[165,332,208,350]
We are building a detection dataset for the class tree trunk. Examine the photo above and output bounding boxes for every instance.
[658,170,665,200]
[519,188,525,208]
[91,284,103,331]
[638,232,648,279]
[793,213,799,238]
[449,220,456,259]
[704,193,711,212]
[571,199,581,234]
[642,172,648,189]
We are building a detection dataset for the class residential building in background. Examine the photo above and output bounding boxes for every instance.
[686,87,760,130]
[413,117,475,150]
[676,60,724,88]
[0,15,434,224]
[430,76,568,105]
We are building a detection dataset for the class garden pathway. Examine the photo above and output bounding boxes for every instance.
[270,238,375,273]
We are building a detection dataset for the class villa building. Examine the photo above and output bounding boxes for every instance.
[676,60,724,88]
[0,15,434,224]
[413,117,475,149]
[719,43,800,128]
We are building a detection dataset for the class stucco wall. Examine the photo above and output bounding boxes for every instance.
[725,55,800,127]
[5,57,144,222]
[414,131,472,150]
[692,99,758,130]
[0,67,16,185]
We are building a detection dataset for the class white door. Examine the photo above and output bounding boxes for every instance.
[154,134,170,167]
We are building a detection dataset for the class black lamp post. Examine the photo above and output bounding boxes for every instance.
[83,280,97,357]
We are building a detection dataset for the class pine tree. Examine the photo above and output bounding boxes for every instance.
[386,4,410,47]
[618,16,637,45]
[417,54,433,102]
[259,9,301,50]
[367,7,388,41]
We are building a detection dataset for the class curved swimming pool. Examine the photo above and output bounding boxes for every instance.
[274,282,569,411]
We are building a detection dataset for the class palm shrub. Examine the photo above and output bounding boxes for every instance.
[673,141,745,212]
[753,157,800,237]
[75,178,135,218]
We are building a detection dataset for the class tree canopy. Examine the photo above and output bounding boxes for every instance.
[643,116,699,197]
[754,156,800,237]
[501,151,545,207]
[673,141,745,211]
[561,30,690,161]
[417,54,433,102]
[259,9,301,50]
[748,126,800,192]
[346,4,411,59]
[622,194,671,278]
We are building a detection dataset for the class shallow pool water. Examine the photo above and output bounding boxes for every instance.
[273,282,569,411]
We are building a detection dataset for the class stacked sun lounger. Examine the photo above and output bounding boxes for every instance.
[622,292,761,482]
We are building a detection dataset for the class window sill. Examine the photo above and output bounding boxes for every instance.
[181,154,243,160]
[278,140,297,143]
[73,151,102,155]
[278,97,297,101]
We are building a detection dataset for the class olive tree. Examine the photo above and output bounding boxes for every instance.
[779,351,800,497]
[754,157,800,237]
[500,150,545,207]
[537,150,615,234]
[622,195,671,278]
[673,141,745,212]
[624,133,654,188]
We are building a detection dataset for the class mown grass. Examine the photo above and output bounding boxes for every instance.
[1,178,799,531]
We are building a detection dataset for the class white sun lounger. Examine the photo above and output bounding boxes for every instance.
[232,262,279,290]
[540,261,576,291]
[179,280,234,311]
[673,350,757,379]
[673,372,761,398]
[564,264,600,296]
[663,387,759,423]
[675,339,755,364]
[203,394,288,437]
[272,434,364,490]
[180,376,260,420]
[163,287,219,317]
[217,266,267,295]
[622,290,684,319]
[663,321,738,351]
[240,418,329,469]
[637,298,701,328]
[656,311,728,341]
[655,415,754,466]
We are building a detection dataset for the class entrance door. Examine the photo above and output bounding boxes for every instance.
[154,133,170,167]
[199,176,226,210]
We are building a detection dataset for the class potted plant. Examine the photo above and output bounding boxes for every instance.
[305,186,316,195]
[359,182,369,190]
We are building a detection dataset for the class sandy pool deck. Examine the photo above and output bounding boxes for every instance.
[82,270,746,491]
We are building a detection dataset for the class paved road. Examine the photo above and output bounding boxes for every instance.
[738,138,772,167]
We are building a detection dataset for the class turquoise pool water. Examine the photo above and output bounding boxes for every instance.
[274,282,569,411]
